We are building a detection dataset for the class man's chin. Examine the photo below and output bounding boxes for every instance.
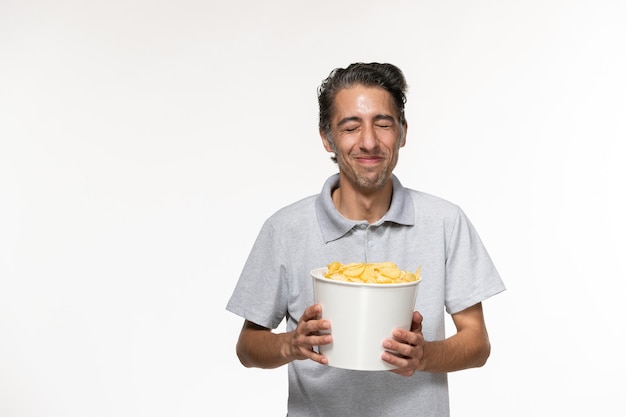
[354,176,389,193]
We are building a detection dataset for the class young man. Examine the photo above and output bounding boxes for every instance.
[226,63,505,416]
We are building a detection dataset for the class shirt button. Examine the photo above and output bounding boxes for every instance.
[368,240,374,247]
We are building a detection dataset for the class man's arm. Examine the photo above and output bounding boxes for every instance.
[421,302,491,372]
[235,304,332,369]
[383,302,491,375]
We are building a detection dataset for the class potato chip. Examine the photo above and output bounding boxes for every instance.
[342,263,365,277]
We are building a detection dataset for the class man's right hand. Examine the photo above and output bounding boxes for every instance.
[235,304,332,369]
[287,303,333,364]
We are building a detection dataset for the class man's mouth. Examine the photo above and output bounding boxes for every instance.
[354,155,384,164]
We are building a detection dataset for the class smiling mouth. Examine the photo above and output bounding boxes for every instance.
[355,155,384,164]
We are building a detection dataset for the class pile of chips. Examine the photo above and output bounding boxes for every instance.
[324,261,421,284]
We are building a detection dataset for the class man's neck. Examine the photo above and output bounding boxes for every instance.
[331,179,393,224]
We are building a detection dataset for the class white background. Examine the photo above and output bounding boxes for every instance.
[1,1,625,416]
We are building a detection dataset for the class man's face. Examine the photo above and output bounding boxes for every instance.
[321,85,407,194]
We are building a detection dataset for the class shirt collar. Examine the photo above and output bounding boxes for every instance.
[315,173,415,243]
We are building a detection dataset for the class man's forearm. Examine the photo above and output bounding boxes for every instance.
[421,329,491,373]
[236,324,295,369]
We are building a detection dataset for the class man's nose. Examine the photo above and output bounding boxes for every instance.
[359,123,378,149]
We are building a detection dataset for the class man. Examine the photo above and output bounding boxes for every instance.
[226,62,505,416]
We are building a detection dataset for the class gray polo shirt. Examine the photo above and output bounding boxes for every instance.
[226,173,505,417]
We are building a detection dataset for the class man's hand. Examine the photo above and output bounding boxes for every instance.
[287,303,333,365]
[235,303,333,369]
[381,311,425,376]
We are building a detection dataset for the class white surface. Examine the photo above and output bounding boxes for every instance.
[312,268,419,371]
[1,1,625,416]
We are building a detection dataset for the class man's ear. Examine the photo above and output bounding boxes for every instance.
[320,130,334,153]
[400,122,408,148]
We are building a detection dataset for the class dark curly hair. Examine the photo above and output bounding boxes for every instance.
[317,62,408,142]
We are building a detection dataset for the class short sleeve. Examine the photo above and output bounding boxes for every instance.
[225,219,289,329]
[444,208,506,314]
